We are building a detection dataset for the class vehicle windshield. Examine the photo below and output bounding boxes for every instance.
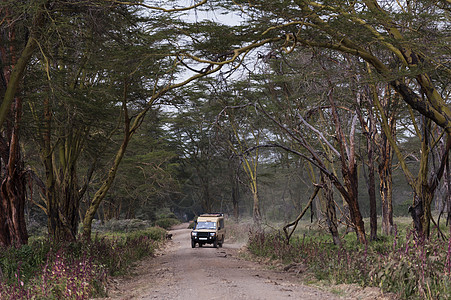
[195,221,216,230]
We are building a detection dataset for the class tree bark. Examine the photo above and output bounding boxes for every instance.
[46,164,81,242]
[446,158,450,228]
[379,128,394,236]
[0,1,48,128]
[321,174,341,246]
[231,172,240,222]
[0,96,28,247]
[356,91,378,240]
[329,92,366,244]
[366,139,377,241]
[0,17,32,247]
[252,188,262,228]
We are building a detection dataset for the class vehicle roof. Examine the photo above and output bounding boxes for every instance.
[199,213,223,217]
[197,216,221,221]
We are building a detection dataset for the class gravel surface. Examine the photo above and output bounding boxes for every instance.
[98,224,395,300]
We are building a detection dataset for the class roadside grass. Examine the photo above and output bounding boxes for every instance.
[0,226,167,299]
[225,219,253,244]
[247,217,451,299]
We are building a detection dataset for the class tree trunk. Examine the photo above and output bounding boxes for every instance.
[0,97,28,247]
[321,174,341,246]
[329,92,366,244]
[409,182,434,238]
[446,159,450,228]
[0,162,28,248]
[40,95,84,242]
[0,1,48,128]
[343,160,366,244]
[379,130,394,235]
[47,168,80,242]
[231,175,239,222]
[356,95,378,240]
[413,120,432,238]
[409,121,450,238]
[83,82,132,238]
[0,23,29,247]
[367,146,377,241]
[201,176,212,213]
[46,170,78,241]
[83,135,130,238]
[252,188,262,228]
[442,146,451,227]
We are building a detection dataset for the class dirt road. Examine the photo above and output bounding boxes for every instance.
[103,224,345,300]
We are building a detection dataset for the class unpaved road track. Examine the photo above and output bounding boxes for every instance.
[102,224,389,300]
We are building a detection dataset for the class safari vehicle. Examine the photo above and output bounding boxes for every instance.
[191,213,225,248]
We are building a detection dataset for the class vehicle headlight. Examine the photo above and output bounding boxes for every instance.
[191,232,197,236]
[209,232,216,237]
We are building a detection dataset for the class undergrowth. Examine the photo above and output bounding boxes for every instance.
[0,226,166,299]
[248,228,451,299]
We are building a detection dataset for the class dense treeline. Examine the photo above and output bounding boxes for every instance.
[0,0,449,246]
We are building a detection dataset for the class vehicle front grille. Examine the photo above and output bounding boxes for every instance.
[197,232,209,238]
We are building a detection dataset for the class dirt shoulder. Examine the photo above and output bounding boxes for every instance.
[98,224,394,300]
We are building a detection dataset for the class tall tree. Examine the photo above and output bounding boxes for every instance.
[168,78,244,217]
[251,48,368,243]
[80,4,275,237]
[0,0,51,247]
[107,109,181,221]
[229,0,450,237]
[26,1,149,241]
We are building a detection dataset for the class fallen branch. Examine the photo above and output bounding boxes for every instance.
[283,184,321,244]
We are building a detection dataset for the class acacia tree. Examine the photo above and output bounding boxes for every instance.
[357,79,401,236]
[1,0,263,242]
[170,78,250,220]
[230,112,263,226]
[107,110,181,221]
[25,1,154,241]
[0,0,51,247]
[249,48,368,243]
[227,0,450,238]
[213,78,275,227]
[169,82,228,214]
[81,2,280,238]
[374,91,450,237]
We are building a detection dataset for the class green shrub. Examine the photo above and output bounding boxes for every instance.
[98,219,153,232]
[0,226,166,299]
[127,227,166,242]
[155,209,178,220]
[0,240,50,286]
[155,217,180,229]
[247,228,451,299]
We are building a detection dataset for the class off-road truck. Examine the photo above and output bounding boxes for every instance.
[191,213,225,248]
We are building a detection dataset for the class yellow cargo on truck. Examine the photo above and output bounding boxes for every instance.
[191,213,225,248]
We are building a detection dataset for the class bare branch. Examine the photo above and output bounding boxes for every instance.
[297,113,340,158]
[102,0,207,12]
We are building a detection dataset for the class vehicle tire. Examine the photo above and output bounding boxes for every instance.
[191,240,195,248]
[213,240,218,248]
